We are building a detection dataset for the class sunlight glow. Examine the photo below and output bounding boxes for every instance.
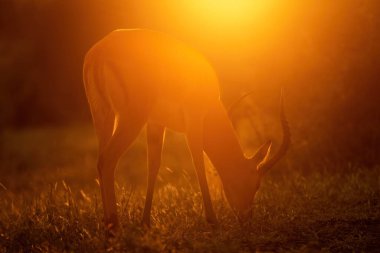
[187,0,274,30]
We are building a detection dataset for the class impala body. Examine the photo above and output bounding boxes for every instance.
[83,29,290,229]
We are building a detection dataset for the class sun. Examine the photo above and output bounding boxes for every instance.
[197,0,253,21]
[188,0,274,30]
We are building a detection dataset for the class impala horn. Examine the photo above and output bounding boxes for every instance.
[227,90,256,115]
[257,88,291,175]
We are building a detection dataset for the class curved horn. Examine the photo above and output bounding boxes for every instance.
[227,90,256,115]
[258,88,291,175]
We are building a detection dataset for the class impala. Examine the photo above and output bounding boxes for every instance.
[83,29,290,230]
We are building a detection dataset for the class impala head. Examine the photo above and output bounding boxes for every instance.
[225,91,291,222]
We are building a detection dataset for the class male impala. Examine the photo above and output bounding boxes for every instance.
[83,29,290,229]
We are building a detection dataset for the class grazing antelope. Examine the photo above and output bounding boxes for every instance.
[83,29,290,230]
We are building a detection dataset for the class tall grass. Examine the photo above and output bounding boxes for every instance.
[0,126,379,252]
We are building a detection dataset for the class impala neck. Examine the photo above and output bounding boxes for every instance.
[203,102,248,182]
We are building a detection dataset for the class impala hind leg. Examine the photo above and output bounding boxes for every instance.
[186,117,218,225]
[92,108,114,155]
[142,124,165,227]
[98,114,147,230]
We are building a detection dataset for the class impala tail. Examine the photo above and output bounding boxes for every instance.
[83,52,108,115]
[83,50,121,148]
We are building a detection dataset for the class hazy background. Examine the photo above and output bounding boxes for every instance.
[1,0,380,170]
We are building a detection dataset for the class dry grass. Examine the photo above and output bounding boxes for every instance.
[0,126,379,252]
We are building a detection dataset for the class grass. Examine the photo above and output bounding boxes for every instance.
[0,126,379,252]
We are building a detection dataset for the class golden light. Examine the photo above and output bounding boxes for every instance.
[186,0,275,32]
[195,0,254,23]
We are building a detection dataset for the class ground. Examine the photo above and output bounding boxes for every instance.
[0,126,379,252]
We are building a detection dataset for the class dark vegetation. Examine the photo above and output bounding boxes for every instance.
[1,0,380,252]
[1,127,379,252]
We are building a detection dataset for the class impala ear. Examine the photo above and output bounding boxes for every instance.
[252,141,272,168]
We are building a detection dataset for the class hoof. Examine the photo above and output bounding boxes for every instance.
[206,216,219,227]
[141,218,152,229]
[104,215,119,237]
[105,226,118,239]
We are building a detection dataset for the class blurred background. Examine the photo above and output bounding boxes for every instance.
[1,0,379,175]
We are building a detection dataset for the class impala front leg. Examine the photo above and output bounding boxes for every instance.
[186,117,218,225]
